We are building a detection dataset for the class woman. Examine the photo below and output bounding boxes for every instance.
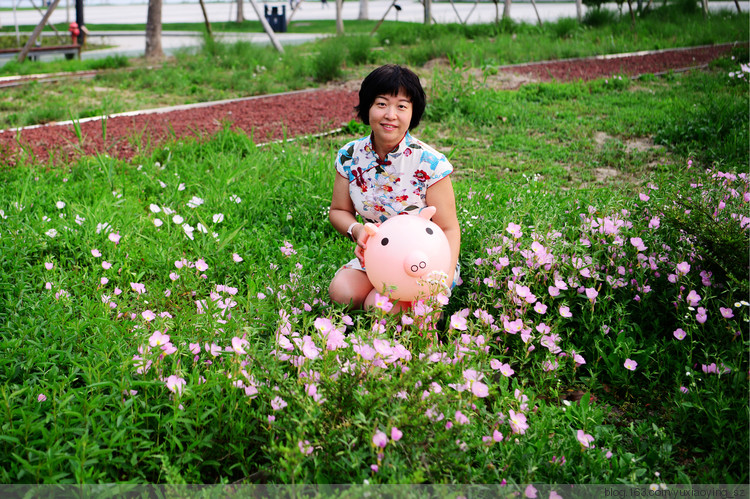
[328,64,460,310]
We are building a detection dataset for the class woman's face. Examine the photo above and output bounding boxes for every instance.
[368,89,412,153]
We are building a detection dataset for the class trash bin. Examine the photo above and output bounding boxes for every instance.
[264,5,287,33]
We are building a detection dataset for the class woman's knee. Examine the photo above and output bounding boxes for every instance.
[329,270,372,308]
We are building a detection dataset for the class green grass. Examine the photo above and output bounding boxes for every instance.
[0,4,748,486]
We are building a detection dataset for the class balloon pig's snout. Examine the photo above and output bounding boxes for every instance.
[404,251,429,277]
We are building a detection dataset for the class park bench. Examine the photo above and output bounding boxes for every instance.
[0,44,81,61]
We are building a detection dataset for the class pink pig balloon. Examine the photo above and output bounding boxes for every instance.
[363,206,452,302]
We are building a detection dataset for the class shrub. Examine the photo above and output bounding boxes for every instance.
[312,39,343,83]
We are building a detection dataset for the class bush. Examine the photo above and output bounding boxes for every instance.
[312,39,343,83]
[345,34,373,66]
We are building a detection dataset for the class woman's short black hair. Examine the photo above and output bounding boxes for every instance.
[355,64,426,130]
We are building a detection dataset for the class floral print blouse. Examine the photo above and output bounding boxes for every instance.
[335,131,453,224]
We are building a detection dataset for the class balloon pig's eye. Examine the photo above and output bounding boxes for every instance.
[425,228,434,235]
[381,237,389,246]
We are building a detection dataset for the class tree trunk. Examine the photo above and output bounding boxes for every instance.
[358,0,369,20]
[236,0,245,22]
[199,0,212,37]
[336,0,344,34]
[145,0,163,59]
[576,0,583,22]
[424,0,432,24]
[502,0,511,20]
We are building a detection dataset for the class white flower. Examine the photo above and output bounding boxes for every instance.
[172,215,184,224]
[45,228,58,238]
[56,201,66,209]
[187,196,204,209]
[149,204,161,213]
[213,213,224,224]
[153,218,163,227]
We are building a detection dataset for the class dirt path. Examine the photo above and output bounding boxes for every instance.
[0,43,742,167]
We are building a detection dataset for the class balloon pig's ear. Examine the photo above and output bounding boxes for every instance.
[419,206,437,220]
[363,223,379,244]
[364,223,379,236]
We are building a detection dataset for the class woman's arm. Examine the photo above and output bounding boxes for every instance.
[329,173,366,252]
[425,176,461,282]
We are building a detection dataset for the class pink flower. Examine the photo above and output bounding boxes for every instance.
[37,393,47,403]
[44,262,53,270]
[471,381,489,398]
[720,307,734,319]
[450,310,469,330]
[390,427,403,442]
[280,241,297,256]
[629,237,646,252]
[702,363,717,374]
[372,430,388,448]
[624,358,638,371]
[231,336,249,355]
[576,429,595,448]
[696,307,707,324]
[195,259,208,272]
[108,232,121,244]
[455,410,470,425]
[559,306,573,318]
[525,484,538,498]
[130,282,146,294]
[639,192,650,202]
[499,363,515,377]
[373,293,394,313]
[271,396,287,410]
[493,430,504,442]
[91,249,101,257]
[585,288,598,301]
[149,330,170,347]
[505,222,523,238]
[301,336,321,360]
[534,302,548,314]
[298,440,313,455]
[503,317,523,334]
[686,289,701,307]
[232,253,243,263]
[508,409,528,434]
[673,328,686,340]
[165,375,186,395]
[161,342,177,356]
[142,310,156,322]
[206,342,222,357]
[676,261,690,275]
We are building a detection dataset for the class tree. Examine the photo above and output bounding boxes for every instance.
[336,0,344,34]
[502,0,511,19]
[145,0,163,59]
[236,0,245,22]
[358,0,369,20]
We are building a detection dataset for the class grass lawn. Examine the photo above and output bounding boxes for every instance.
[0,3,748,486]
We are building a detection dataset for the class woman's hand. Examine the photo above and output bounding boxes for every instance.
[352,223,367,266]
